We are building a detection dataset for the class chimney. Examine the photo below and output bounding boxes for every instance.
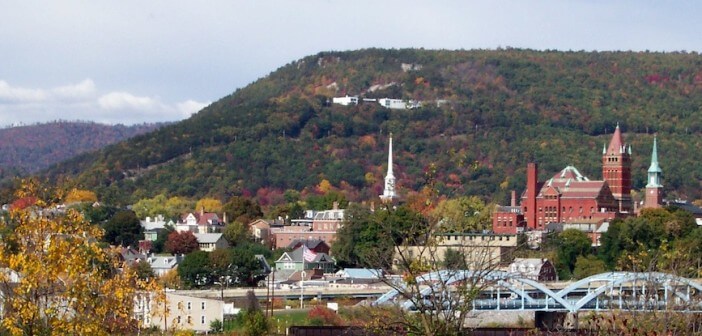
[510,190,517,207]
[332,201,339,210]
[222,212,227,224]
[200,206,205,217]
[526,163,538,229]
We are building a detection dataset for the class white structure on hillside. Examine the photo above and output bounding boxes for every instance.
[380,134,396,203]
[332,95,358,106]
[378,98,407,109]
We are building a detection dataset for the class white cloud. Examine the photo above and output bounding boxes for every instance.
[0,80,48,103]
[176,99,209,117]
[98,91,157,111]
[0,79,207,126]
[52,79,96,101]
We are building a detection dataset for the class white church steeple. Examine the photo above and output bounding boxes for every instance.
[380,133,396,202]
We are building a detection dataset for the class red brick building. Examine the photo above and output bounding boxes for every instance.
[494,125,633,233]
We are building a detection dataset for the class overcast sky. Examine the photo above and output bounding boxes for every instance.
[1,1,700,126]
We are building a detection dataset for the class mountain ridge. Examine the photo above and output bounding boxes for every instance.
[41,48,702,206]
[0,121,165,176]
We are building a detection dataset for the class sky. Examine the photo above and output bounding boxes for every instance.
[1,1,700,127]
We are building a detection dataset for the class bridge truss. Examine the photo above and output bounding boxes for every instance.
[374,271,702,313]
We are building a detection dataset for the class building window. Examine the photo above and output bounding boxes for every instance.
[187,302,191,310]
[187,316,192,324]
[201,315,206,324]
[201,302,206,310]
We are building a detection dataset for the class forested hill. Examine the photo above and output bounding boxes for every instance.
[44,49,702,206]
[0,121,163,176]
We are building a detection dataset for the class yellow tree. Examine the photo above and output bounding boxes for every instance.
[194,197,223,213]
[0,180,161,335]
[64,188,98,204]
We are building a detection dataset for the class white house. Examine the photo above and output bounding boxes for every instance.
[147,255,182,277]
[332,95,358,106]
[135,292,224,333]
[176,211,223,234]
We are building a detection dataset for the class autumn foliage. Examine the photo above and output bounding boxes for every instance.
[165,230,200,255]
[64,188,98,203]
[0,179,162,335]
[307,305,344,326]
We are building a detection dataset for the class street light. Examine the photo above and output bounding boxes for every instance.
[300,270,306,309]
[214,263,233,300]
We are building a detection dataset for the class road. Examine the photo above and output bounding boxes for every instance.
[172,285,393,300]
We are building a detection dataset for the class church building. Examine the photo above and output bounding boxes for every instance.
[493,125,663,234]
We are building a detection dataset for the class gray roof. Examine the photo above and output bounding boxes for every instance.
[313,209,345,220]
[287,238,328,250]
[194,233,224,244]
[276,246,334,264]
[147,255,182,270]
[336,268,383,279]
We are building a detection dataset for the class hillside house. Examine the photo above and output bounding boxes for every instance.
[249,218,285,247]
[147,255,183,277]
[275,246,335,273]
[287,239,330,255]
[176,209,225,234]
[194,233,228,252]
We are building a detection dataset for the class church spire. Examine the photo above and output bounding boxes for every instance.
[387,133,394,177]
[380,133,396,202]
[645,136,663,208]
[647,136,662,185]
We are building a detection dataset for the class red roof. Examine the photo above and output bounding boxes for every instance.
[537,166,607,199]
[197,213,219,225]
[606,125,624,155]
[181,212,220,225]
